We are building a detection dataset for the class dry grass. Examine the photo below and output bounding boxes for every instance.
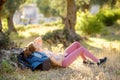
[9,50,120,80]
[3,40,119,80]
[3,24,120,80]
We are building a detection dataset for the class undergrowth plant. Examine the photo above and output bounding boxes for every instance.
[0,60,14,73]
[76,12,104,36]
[96,8,120,26]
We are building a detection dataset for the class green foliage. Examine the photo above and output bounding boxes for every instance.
[75,0,90,11]
[76,12,104,35]
[42,29,63,42]
[0,0,26,33]
[97,8,120,26]
[91,0,117,8]
[0,60,14,73]
[113,8,120,19]
[1,0,26,17]
[91,0,109,5]
[36,0,59,17]
[42,29,74,47]
[115,70,120,75]
[0,75,17,80]
[36,0,66,17]
[49,0,67,17]
[42,29,69,46]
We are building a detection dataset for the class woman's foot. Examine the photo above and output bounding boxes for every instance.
[97,57,107,66]
[83,59,95,65]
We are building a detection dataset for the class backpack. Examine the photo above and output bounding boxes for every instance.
[17,51,51,71]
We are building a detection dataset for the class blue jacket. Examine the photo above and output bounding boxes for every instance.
[25,51,49,71]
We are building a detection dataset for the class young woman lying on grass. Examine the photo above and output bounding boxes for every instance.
[24,37,107,68]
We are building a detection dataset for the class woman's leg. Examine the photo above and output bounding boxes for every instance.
[64,41,87,60]
[81,46,99,62]
[62,46,99,67]
[80,53,87,61]
[64,42,81,54]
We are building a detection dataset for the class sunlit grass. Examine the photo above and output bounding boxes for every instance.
[3,20,120,80]
[7,43,120,80]
[10,24,63,47]
[86,37,120,53]
[15,24,60,37]
[86,38,108,49]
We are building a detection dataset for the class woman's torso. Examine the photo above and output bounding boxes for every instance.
[43,51,65,66]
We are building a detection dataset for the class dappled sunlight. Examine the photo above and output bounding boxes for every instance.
[1,0,120,79]
[117,19,120,24]
[86,37,120,52]
[17,25,61,38]
[18,26,58,38]
[70,58,93,73]
[51,44,64,53]
[2,43,120,80]
[10,24,62,47]
[19,31,32,38]
[86,37,108,49]
[8,24,120,80]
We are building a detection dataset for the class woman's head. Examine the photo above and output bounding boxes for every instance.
[23,37,43,57]
[23,42,36,57]
[33,37,43,51]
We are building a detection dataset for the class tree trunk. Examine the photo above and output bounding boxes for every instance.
[63,0,81,42]
[0,0,6,11]
[7,14,17,33]
[0,18,2,33]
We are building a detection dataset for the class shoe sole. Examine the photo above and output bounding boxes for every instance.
[98,58,107,66]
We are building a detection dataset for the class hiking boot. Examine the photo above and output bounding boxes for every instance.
[83,59,95,65]
[97,57,107,66]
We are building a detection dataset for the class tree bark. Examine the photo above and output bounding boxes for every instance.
[0,0,6,11]
[0,18,2,33]
[7,14,17,33]
[63,0,81,42]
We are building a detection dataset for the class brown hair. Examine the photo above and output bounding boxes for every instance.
[23,43,36,58]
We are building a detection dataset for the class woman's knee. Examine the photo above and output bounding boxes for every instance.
[78,46,85,52]
[72,41,81,46]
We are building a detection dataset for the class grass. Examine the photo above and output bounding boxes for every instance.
[10,24,63,47]
[1,22,120,80]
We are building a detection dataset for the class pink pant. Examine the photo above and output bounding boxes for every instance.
[62,42,99,67]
